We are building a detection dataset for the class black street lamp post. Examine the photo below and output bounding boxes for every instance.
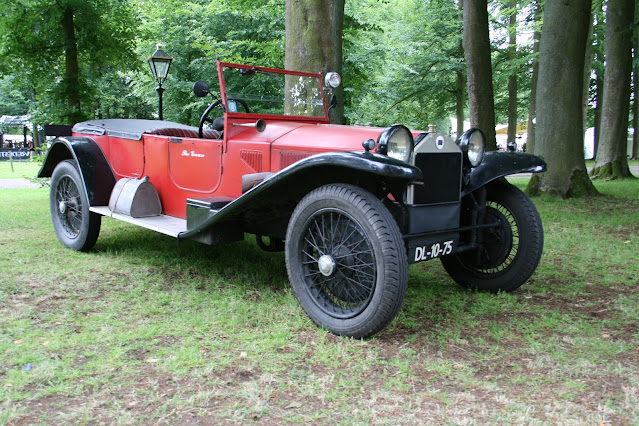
[147,44,173,120]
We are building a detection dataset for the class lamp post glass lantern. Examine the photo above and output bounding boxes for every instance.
[148,44,173,120]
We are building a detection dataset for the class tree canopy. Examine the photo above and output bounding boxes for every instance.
[0,0,635,193]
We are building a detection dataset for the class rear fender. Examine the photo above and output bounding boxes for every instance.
[462,151,546,197]
[180,151,422,240]
[38,137,116,206]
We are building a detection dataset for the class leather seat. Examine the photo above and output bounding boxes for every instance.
[146,127,221,140]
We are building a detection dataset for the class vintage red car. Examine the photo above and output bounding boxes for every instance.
[38,60,546,338]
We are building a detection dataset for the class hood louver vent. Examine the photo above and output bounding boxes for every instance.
[240,150,263,172]
[280,151,312,168]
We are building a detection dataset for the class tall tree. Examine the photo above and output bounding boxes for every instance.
[526,0,597,198]
[455,0,466,138]
[138,0,285,125]
[0,0,139,124]
[633,67,639,160]
[343,0,465,131]
[285,0,345,124]
[633,14,639,160]
[582,7,595,151]
[591,2,605,158]
[463,0,497,150]
[506,0,518,145]
[591,0,636,179]
[525,0,542,155]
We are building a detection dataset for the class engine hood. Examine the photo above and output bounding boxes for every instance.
[270,123,385,152]
[231,122,387,153]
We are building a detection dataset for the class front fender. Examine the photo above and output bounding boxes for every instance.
[179,151,422,240]
[38,137,116,206]
[461,151,546,197]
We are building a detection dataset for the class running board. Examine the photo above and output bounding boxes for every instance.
[90,206,186,237]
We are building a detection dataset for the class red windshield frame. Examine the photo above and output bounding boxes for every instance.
[216,59,330,123]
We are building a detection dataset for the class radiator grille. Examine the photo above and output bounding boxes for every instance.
[413,152,462,204]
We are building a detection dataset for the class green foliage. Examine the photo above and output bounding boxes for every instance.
[136,0,285,125]
[0,0,601,140]
[488,0,539,124]
[0,0,141,124]
[344,0,463,129]
[0,75,33,116]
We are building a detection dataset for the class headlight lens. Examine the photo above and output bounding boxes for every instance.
[324,72,342,88]
[457,128,485,167]
[377,125,414,162]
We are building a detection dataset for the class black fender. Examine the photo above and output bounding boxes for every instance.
[38,137,116,206]
[179,151,422,240]
[461,151,546,197]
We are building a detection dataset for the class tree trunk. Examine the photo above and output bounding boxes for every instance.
[634,67,639,160]
[61,6,83,124]
[456,70,465,138]
[32,125,42,149]
[285,0,345,124]
[582,10,594,155]
[592,2,604,158]
[463,0,497,151]
[633,14,639,161]
[593,65,603,159]
[525,0,541,155]
[525,0,597,198]
[455,0,465,139]
[507,0,518,145]
[591,0,635,179]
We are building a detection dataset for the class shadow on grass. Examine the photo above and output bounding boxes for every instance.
[91,223,290,294]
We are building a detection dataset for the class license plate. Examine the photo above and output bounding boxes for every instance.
[409,236,457,263]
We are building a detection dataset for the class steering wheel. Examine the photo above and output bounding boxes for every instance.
[198,98,251,138]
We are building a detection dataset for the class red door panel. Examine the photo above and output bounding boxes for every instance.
[108,137,145,178]
[168,138,223,193]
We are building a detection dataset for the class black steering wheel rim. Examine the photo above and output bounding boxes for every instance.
[198,98,251,138]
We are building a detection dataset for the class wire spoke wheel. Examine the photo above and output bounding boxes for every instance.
[301,209,377,318]
[286,184,407,338]
[49,160,101,251]
[441,181,543,293]
[464,201,518,274]
[54,175,84,238]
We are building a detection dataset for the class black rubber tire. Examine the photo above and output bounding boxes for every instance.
[50,160,101,251]
[285,184,407,338]
[441,181,543,292]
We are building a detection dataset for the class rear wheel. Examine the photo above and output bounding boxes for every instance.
[50,160,101,251]
[441,181,543,292]
[285,184,407,338]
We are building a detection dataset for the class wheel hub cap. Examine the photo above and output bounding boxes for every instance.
[318,255,336,276]
[59,201,67,214]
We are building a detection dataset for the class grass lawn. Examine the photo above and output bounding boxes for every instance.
[0,174,638,423]
[0,161,43,180]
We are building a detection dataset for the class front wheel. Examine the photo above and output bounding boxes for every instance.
[285,184,407,338]
[441,181,543,292]
[49,160,101,251]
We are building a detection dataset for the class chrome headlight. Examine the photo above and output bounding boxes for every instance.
[377,124,414,163]
[457,128,485,167]
[324,72,342,88]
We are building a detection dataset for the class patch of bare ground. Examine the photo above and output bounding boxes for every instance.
[8,329,638,425]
